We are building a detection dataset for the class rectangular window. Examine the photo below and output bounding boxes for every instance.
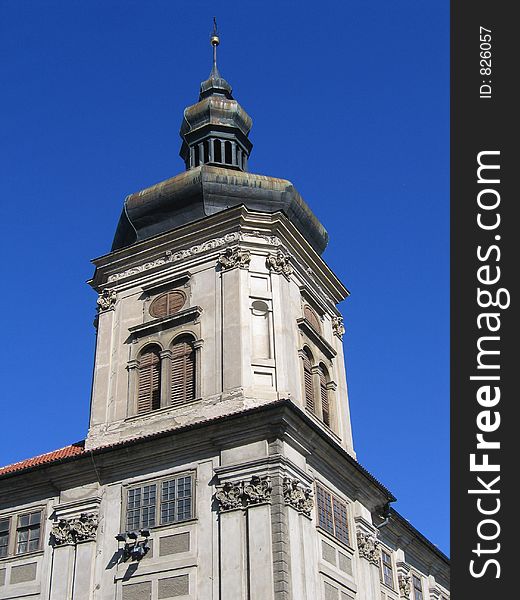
[412,574,423,600]
[16,511,41,554]
[380,549,394,588]
[126,474,193,532]
[0,518,10,558]
[316,483,350,546]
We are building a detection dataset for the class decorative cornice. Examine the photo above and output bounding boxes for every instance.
[332,315,345,340]
[97,289,117,311]
[282,477,313,516]
[50,512,98,547]
[107,232,241,283]
[356,530,381,565]
[218,246,251,270]
[266,250,293,277]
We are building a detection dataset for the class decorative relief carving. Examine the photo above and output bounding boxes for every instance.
[247,231,282,246]
[243,476,272,505]
[50,513,98,547]
[107,232,241,282]
[97,289,117,311]
[215,476,272,512]
[282,477,313,516]
[218,246,251,270]
[398,573,412,598]
[266,250,293,277]
[215,481,243,512]
[356,530,381,565]
[332,315,345,339]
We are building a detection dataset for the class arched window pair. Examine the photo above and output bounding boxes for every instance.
[302,347,332,428]
[136,335,196,415]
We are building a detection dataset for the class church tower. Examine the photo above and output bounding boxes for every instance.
[0,26,449,600]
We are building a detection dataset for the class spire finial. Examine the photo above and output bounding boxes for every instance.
[210,17,220,70]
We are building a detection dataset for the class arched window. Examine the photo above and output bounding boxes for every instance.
[318,364,331,427]
[149,290,186,319]
[137,345,162,414]
[304,305,322,334]
[171,335,196,406]
[302,347,315,413]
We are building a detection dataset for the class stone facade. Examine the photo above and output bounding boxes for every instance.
[0,34,449,600]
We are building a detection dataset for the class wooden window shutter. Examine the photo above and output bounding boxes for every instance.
[150,290,186,319]
[319,365,330,426]
[137,346,161,414]
[304,305,322,334]
[171,336,195,406]
[303,349,315,413]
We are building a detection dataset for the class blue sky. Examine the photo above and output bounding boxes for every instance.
[0,1,449,554]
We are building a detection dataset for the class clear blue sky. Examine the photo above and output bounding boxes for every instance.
[0,1,449,554]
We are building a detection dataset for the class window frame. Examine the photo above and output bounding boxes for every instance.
[412,573,424,600]
[122,472,196,534]
[380,547,395,590]
[0,508,44,560]
[315,482,351,548]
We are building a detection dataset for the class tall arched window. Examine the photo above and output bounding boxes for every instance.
[171,335,196,406]
[137,345,162,414]
[318,364,331,427]
[303,347,315,413]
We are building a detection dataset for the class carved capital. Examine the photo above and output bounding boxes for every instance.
[71,512,98,542]
[243,476,272,506]
[218,247,251,270]
[356,530,381,565]
[283,477,313,516]
[97,289,117,312]
[215,481,243,512]
[398,574,412,599]
[50,512,98,546]
[332,315,345,339]
[266,250,293,277]
[51,518,75,546]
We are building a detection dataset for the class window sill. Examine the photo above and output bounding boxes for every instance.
[0,548,44,564]
[126,397,203,421]
[128,306,202,340]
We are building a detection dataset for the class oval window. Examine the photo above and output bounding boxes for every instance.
[304,305,322,334]
[149,290,186,319]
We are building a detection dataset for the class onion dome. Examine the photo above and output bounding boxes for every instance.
[179,21,253,171]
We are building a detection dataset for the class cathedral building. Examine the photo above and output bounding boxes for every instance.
[0,30,449,600]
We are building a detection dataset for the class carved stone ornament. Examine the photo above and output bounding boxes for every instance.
[283,477,313,516]
[398,573,412,598]
[332,315,345,339]
[266,250,293,277]
[243,476,272,506]
[51,513,98,547]
[51,518,75,546]
[215,481,243,511]
[97,289,117,311]
[356,530,381,565]
[218,246,251,270]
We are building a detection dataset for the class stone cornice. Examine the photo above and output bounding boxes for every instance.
[127,306,203,339]
[297,318,337,359]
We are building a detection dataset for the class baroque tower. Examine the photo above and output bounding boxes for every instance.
[0,28,449,600]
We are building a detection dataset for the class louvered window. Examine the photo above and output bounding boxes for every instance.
[316,484,350,546]
[149,290,186,319]
[304,305,322,334]
[137,346,161,414]
[303,348,315,413]
[171,336,196,406]
[318,364,331,427]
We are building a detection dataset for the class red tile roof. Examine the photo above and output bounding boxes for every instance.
[0,441,85,476]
